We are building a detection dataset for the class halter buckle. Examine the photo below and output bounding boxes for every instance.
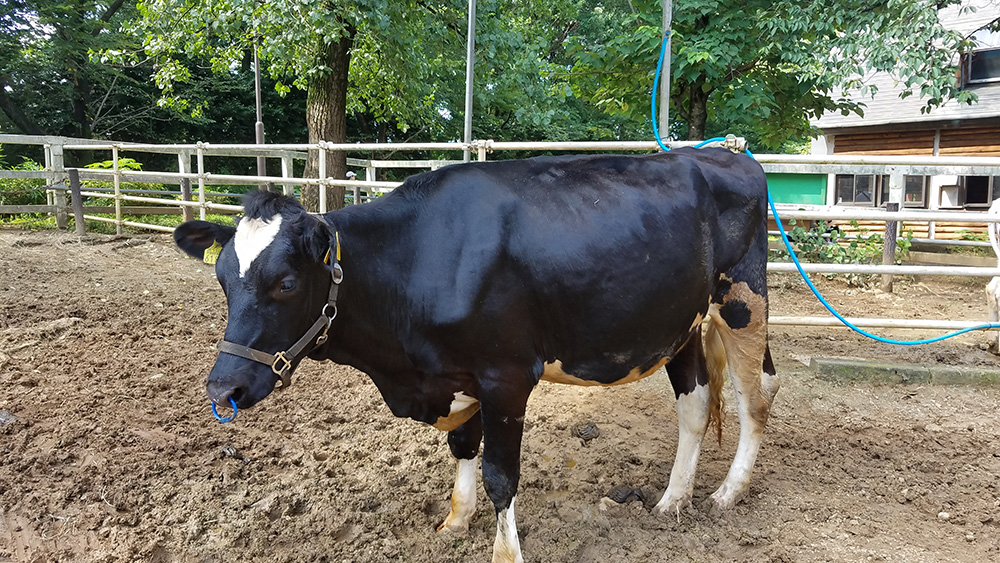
[271,352,293,387]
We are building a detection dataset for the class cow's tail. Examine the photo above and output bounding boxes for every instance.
[705,320,727,446]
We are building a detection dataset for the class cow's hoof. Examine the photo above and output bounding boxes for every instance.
[436,520,470,534]
[652,494,690,521]
[709,484,745,511]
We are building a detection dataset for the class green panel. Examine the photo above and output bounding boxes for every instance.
[765,173,827,205]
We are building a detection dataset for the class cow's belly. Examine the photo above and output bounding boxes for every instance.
[541,357,669,387]
[539,312,705,387]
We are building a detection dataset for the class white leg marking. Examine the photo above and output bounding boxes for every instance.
[987,277,1000,352]
[233,215,283,278]
[710,369,771,509]
[437,457,478,532]
[655,384,709,519]
[492,496,523,563]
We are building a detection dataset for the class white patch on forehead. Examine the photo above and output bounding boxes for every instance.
[234,214,283,278]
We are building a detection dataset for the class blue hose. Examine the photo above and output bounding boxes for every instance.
[652,36,1000,345]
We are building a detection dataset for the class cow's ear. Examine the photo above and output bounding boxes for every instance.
[174,220,237,262]
[302,215,333,264]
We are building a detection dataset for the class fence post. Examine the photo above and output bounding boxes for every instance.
[69,169,85,236]
[178,150,193,222]
[882,170,905,293]
[196,143,206,221]
[49,141,68,229]
[112,145,122,235]
[281,155,294,196]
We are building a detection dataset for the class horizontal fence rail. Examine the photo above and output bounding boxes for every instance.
[4,134,1000,334]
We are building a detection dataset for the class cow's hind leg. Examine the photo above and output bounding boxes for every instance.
[438,415,482,533]
[709,266,779,509]
[654,326,711,518]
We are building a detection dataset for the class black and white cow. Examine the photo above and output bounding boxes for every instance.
[174,147,779,563]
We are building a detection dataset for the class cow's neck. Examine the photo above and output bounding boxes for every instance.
[315,203,454,415]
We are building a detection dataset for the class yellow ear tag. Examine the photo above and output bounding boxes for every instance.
[203,240,222,265]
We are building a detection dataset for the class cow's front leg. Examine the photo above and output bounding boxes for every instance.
[479,372,531,563]
[437,414,482,533]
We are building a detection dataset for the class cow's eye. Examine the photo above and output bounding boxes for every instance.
[279,278,297,293]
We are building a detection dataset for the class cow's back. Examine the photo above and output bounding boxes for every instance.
[338,148,766,382]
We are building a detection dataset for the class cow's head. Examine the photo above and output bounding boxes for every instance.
[174,191,337,412]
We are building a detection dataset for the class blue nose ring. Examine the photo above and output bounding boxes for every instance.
[211,397,238,423]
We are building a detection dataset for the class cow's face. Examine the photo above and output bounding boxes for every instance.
[175,202,332,410]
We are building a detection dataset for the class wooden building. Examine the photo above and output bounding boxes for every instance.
[809,0,1000,239]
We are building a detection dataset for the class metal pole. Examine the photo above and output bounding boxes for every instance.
[463,0,477,162]
[659,1,673,140]
[318,143,328,214]
[254,45,267,188]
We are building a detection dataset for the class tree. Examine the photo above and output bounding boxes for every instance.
[0,0,132,142]
[0,0,309,171]
[567,0,982,149]
[130,0,639,204]
[133,0,481,209]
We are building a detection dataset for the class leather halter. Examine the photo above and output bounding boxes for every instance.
[216,230,343,389]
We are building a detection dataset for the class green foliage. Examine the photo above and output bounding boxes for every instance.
[126,0,608,146]
[85,158,144,172]
[565,0,977,147]
[4,0,990,162]
[79,157,173,208]
[774,220,914,286]
[958,229,989,242]
[0,157,46,206]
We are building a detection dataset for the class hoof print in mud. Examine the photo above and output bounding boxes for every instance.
[606,484,646,505]
[574,421,601,443]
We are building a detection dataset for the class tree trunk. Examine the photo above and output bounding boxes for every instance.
[302,28,354,212]
[0,74,45,135]
[686,75,710,142]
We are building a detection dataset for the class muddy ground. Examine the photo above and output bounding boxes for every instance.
[1,229,999,562]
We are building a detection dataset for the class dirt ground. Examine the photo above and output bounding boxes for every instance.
[2,228,1000,563]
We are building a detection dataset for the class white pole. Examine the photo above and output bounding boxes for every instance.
[463,0,477,162]
[659,1,673,140]
[769,316,1000,330]
[318,142,328,214]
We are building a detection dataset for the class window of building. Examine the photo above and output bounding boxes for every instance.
[962,176,1000,208]
[836,174,876,205]
[966,48,1000,85]
[838,174,927,207]
[961,29,1000,86]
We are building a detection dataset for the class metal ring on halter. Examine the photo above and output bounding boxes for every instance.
[322,303,338,320]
